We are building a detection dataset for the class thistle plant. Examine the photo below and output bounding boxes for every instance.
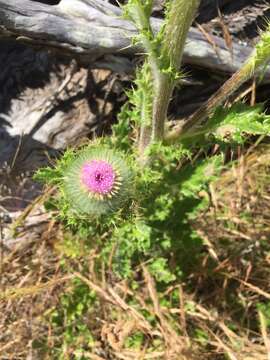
[36,2,270,220]
[28,4,270,358]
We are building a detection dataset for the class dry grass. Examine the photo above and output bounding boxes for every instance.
[0,223,64,359]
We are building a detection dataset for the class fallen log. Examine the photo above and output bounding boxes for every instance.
[0,0,262,78]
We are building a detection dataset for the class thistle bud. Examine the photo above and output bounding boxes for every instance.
[63,146,132,215]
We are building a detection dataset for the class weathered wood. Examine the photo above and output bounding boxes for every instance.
[0,0,260,77]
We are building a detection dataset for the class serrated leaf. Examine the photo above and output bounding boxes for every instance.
[207,103,270,144]
[178,155,223,198]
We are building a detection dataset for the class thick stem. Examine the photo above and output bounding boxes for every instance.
[162,0,201,70]
[151,0,201,143]
[125,2,160,156]
[138,48,160,153]
[138,126,152,163]
[151,75,172,141]
[138,76,153,156]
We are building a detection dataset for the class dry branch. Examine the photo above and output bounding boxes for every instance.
[0,0,263,77]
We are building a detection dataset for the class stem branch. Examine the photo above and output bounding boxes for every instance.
[165,62,253,142]
[165,26,270,143]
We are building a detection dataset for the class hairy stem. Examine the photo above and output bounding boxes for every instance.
[124,1,159,156]
[138,69,153,156]
[151,74,172,141]
[151,0,201,142]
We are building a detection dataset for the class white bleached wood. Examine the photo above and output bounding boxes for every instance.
[0,0,262,77]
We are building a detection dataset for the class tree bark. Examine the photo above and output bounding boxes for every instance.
[0,0,263,78]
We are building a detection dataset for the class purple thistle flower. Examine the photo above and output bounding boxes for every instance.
[63,146,131,215]
[81,160,116,196]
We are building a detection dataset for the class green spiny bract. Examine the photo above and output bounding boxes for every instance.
[36,144,133,217]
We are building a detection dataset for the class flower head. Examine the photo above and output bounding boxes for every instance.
[81,160,116,196]
[63,146,131,215]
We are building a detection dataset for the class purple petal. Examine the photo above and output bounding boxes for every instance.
[80,160,116,194]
